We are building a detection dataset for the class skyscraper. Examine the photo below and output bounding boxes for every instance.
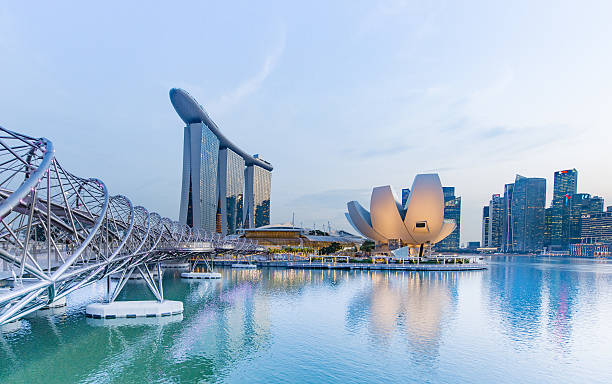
[568,193,603,245]
[488,194,504,249]
[244,161,272,229]
[510,175,546,252]
[179,122,220,232]
[482,206,490,248]
[436,187,461,250]
[502,183,514,252]
[219,148,245,235]
[170,88,273,235]
[401,188,410,208]
[549,169,577,250]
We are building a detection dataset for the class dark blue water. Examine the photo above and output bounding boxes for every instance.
[1,256,611,383]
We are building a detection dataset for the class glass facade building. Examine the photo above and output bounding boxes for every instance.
[482,206,490,247]
[502,183,515,252]
[548,169,578,250]
[436,186,461,250]
[510,175,546,252]
[219,148,245,235]
[401,188,410,208]
[488,194,504,249]
[580,211,612,244]
[179,123,220,232]
[568,193,603,245]
[244,164,271,229]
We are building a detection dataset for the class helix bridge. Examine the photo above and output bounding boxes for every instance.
[0,126,262,325]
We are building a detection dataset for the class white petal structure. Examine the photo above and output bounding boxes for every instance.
[346,173,455,246]
[347,201,387,243]
[370,186,415,243]
[403,174,445,244]
[431,220,457,244]
[344,213,361,235]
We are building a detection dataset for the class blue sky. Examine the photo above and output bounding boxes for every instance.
[1,1,611,243]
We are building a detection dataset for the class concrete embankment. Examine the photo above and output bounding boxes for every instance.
[206,260,487,271]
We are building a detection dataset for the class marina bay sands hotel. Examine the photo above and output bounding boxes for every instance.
[170,88,272,235]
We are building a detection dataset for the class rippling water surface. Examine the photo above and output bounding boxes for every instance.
[1,256,612,383]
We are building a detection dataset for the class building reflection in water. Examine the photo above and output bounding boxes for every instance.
[346,271,456,365]
[485,256,590,352]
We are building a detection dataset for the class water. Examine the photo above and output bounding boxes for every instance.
[1,256,612,383]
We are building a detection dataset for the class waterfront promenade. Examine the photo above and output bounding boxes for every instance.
[209,259,487,271]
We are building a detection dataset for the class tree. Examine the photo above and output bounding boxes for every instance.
[319,242,342,255]
[360,240,375,253]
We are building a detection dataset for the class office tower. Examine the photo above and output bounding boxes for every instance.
[436,187,461,249]
[244,162,272,229]
[571,210,612,257]
[553,169,578,198]
[579,211,612,244]
[510,175,546,252]
[482,206,490,248]
[171,88,273,234]
[544,207,553,249]
[549,169,578,250]
[401,188,410,208]
[502,183,514,252]
[488,194,504,249]
[568,193,604,244]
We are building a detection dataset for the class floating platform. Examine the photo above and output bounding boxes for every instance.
[162,262,190,269]
[181,272,222,279]
[85,300,183,319]
[1,320,23,333]
[42,296,67,309]
[86,313,183,327]
[231,264,257,269]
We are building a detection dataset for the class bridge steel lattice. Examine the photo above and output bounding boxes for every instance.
[0,127,261,325]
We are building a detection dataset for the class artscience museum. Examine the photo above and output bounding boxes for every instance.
[345,174,456,257]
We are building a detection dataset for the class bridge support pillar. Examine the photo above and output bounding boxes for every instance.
[181,253,222,279]
[85,262,182,321]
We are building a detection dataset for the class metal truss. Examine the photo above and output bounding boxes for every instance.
[0,126,263,325]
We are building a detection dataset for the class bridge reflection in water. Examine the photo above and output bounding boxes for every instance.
[0,126,263,325]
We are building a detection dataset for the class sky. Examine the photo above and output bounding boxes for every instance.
[1,0,611,243]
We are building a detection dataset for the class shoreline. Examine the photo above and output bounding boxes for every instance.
[203,260,488,271]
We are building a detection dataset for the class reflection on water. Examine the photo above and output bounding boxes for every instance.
[346,272,454,355]
[0,258,611,383]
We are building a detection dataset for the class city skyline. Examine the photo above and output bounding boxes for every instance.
[481,167,609,253]
[1,1,611,242]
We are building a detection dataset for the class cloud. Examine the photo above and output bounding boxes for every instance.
[213,30,286,113]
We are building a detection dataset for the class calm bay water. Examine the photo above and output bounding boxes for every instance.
[1,256,612,383]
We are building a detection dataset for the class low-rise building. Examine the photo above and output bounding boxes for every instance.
[237,224,363,250]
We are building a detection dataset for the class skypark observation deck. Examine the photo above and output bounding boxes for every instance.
[169,88,272,172]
